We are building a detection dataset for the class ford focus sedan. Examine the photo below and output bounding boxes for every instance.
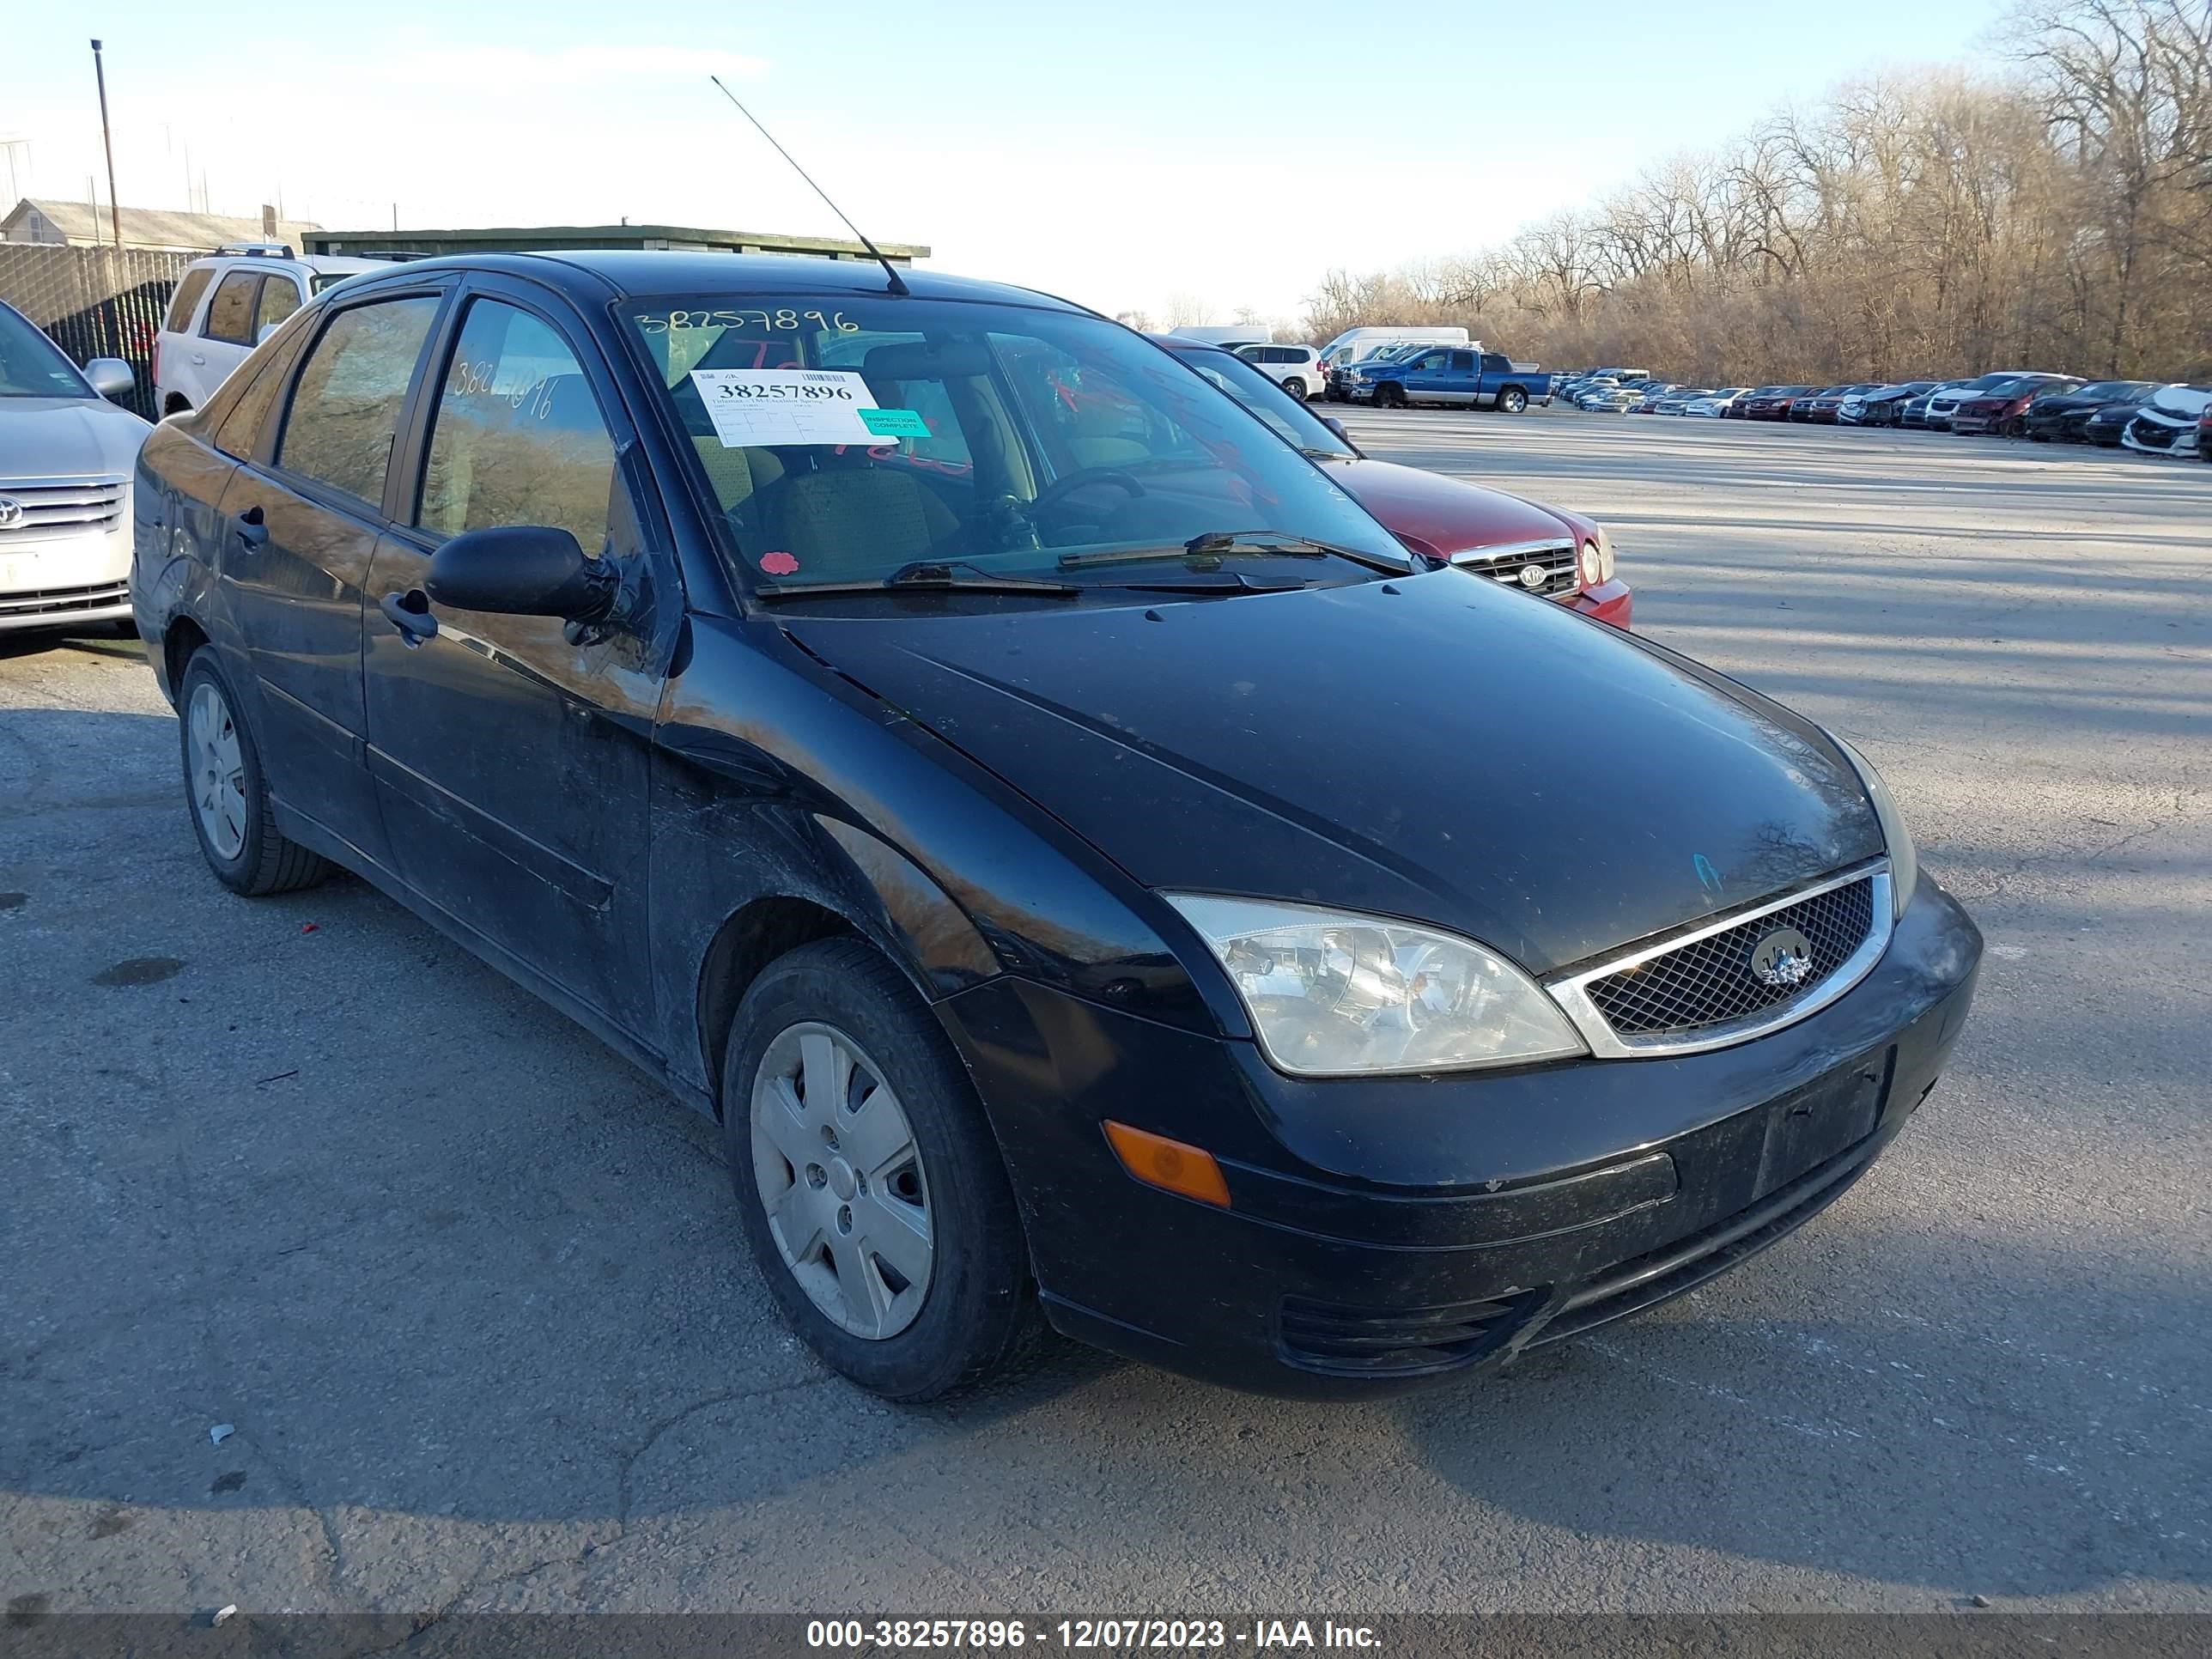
[131,252,1980,1400]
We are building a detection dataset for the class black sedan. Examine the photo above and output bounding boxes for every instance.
[2022,380,2157,442]
[2081,398,2152,447]
[129,251,1981,1400]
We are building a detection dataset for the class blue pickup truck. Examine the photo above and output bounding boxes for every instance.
[1340,347,1549,412]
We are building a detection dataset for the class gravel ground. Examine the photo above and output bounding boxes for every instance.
[3,410,2208,1618]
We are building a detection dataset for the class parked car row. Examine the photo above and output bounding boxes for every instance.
[1552,367,2211,459]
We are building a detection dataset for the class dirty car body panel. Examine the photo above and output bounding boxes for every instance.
[132,251,1979,1396]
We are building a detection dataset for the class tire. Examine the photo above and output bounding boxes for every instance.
[1497,386,1528,415]
[176,649,332,896]
[1375,383,1407,410]
[1280,378,1308,401]
[722,937,1040,1400]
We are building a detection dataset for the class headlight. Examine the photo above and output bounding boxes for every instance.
[1829,736,1918,921]
[1576,528,1614,587]
[1163,895,1586,1076]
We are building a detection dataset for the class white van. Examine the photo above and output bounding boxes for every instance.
[1316,326,1473,399]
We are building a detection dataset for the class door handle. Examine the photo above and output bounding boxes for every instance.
[191,353,206,366]
[233,507,267,550]
[380,589,439,647]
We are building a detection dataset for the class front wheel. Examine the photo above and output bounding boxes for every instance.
[1497,386,1528,415]
[724,938,1040,1400]
[176,650,331,896]
[1374,383,1407,409]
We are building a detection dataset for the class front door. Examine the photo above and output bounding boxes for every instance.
[1401,349,1455,405]
[362,283,672,1039]
[216,288,448,865]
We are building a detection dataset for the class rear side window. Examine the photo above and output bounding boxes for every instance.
[1448,351,1474,372]
[416,299,617,551]
[1482,353,1510,373]
[254,278,301,336]
[212,325,310,461]
[203,272,260,344]
[276,296,441,508]
[166,269,214,332]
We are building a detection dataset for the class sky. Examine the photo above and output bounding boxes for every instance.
[9,0,2015,326]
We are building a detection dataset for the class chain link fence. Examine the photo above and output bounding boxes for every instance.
[0,244,194,420]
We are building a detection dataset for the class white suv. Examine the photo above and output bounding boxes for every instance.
[155,245,385,415]
[1233,343,1325,401]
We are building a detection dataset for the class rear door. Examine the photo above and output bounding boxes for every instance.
[215,280,452,865]
[361,276,674,1036]
[194,268,264,404]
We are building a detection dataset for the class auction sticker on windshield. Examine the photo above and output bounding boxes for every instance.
[689,368,884,446]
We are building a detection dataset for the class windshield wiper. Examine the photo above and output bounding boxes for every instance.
[1055,532,1413,576]
[754,559,1079,600]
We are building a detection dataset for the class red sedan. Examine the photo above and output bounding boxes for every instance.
[1159,337,1632,629]
[1740,386,1817,420]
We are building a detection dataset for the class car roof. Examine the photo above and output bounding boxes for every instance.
[327,250,1090,314]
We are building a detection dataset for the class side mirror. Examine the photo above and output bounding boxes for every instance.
[85,358,135,400]
[1322,416,1352,443]
[426,526,617,622]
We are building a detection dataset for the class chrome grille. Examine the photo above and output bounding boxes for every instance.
[1450,538,1579,598]
[0,477,127,542]
[1584,878,1875,1037]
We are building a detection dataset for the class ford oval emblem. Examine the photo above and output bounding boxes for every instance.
[1518,562,1547,588]
[1749,927,1815,988]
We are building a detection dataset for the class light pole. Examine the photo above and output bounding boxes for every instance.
[90,39,123,250]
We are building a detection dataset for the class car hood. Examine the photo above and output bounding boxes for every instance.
[2143,385,2212,420]
[1316,458,1574,559]
[784,572,1881,975]
[0,396,150,483]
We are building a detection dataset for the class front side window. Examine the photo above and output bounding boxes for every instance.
[417,299,616,551]
[165,269,214,333]
[276,295,441,508]
[0,302,92,398]
[624,295,1404,590]
[203,271,260,345]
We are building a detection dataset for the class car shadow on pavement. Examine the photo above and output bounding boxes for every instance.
[1396,1224,2211,1598]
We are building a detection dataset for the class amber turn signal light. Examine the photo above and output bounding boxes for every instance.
[1103,1121,1231,1208]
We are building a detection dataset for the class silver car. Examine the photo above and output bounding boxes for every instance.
[0,300,150,634]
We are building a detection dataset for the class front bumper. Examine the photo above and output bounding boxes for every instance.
[940,878,1979,1398]
[1567,579,1632,629]
[0,522,133,635]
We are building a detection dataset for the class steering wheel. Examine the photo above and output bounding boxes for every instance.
[1026,466,1148,519]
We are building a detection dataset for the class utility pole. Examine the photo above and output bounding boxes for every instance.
[89,40,123,250]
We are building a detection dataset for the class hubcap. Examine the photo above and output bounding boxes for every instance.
[187,681,248,860]
[750,1022,933,1340]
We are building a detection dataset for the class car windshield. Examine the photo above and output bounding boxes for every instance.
[624,295,1407,591]
[1169,347,1356,459]
[0,303,94,398]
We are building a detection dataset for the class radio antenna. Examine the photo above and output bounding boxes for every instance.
[709,75,909,296]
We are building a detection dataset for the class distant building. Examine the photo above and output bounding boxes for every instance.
[303,222,928,264]
[3,198,320,253]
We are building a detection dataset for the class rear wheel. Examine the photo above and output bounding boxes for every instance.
[1280,377,1308,401]
[723,938,1040,1400]
[1497,386,1528,414]
[176,650,331,896]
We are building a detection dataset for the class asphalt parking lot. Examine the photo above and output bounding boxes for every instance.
[3,410,2209,1617]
